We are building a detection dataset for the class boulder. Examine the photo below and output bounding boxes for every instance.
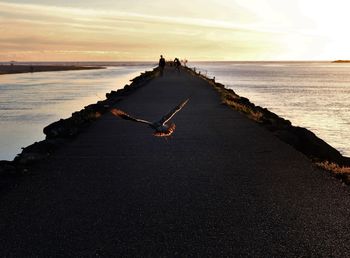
[0,160,16,175]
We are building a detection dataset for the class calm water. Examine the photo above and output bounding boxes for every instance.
[0,63,155,160]
[190,61,350,157]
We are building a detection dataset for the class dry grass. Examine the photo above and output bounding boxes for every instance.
[316,161,350,174]
[222,98,264,122]
[211,81,265,122]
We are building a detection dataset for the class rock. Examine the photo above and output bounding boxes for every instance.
[43,118,79,139]
[291,127,343,163]
[20,140,57,155]
[336,174,350,185]
[274,129,300,147]
[0,160,16,175]
[14,152,48,165]
[106,90,119,99]
[85,102,108,115]
[343,174,350,184]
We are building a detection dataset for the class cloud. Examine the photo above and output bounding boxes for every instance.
[0,0,329,60]
[0,1,274,34]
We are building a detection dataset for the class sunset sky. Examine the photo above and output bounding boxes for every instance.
[1,0,349,61]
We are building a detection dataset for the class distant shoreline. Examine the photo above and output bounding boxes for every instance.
[332,60,350,63]
[0,64,105,75]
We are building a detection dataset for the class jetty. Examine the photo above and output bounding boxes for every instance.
[1,66,350,257]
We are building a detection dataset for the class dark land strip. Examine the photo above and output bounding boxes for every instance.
[0,64,104,75]
[0,66,350,257]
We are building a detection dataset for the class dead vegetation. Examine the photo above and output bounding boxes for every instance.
[316,161,350,174]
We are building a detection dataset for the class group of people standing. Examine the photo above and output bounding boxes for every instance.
[158,55,184,76]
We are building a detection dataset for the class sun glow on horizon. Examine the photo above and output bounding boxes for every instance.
[0,0,349,61]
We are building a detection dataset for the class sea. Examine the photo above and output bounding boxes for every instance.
[190,61,350,158]
[0,61,349,160]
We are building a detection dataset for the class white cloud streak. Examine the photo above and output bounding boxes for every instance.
[0,0,337,60]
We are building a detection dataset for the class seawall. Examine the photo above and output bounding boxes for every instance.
[0,67,160,175]
[1,64,350,183]
[184,66,350,179]
[1,65,350,256]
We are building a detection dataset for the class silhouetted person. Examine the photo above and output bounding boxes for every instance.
[159,55,166,76]
[174,58,181,73]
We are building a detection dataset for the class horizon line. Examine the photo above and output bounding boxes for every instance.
[0,59,341,63]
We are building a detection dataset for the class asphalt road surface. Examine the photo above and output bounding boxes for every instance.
[1,67,350,257]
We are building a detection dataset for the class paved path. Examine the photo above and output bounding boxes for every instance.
[1,67,350,257]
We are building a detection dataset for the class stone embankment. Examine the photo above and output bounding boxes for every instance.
[0,68,159,176]
[1,65,350,256]
[1,65,350,184]
[185,67,350,182]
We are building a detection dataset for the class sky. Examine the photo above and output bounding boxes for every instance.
[0,0,350,61]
